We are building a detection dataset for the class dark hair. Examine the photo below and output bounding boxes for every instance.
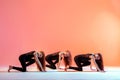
[63,50,72,67]
[95,53,104,71]
[37,51,46,71]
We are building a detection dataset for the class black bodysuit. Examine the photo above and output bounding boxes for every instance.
[12,51,36,72]
[45,51,60,69]
[69,54,92,71]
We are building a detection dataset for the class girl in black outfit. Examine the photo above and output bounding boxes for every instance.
[45,51,60,69]
[8,51,46,72]
[69,53,104,72]
[45,50,72,71]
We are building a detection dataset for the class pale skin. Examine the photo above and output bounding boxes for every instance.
[90,54,104,72]
[57,51,69,71]
[33,51,45,72]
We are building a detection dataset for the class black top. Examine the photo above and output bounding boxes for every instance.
[46,51,60,59]
[19,51,35,60]
[75,53,92,61]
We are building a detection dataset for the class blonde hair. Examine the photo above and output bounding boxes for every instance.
[95,53,104,71]
[36,51,46,71]
[63,50,72,67]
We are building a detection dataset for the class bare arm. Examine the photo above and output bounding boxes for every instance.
[57,52,63,69]
[90,63,93,70]
[34,52,45,72]
[64,64,68,71]
[90,54,96,71]
[91,55,102,72]
[90,60,96,71]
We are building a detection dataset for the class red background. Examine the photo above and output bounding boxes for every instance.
[0,0,120,67]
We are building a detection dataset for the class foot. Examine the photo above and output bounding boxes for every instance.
[46,65,56,69]
[8,65,13,72]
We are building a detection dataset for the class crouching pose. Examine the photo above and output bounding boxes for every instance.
[69,53,104,72]
[8,51,46,72]
[45,50,72,71]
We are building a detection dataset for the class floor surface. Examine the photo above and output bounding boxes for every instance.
[0,67,120,80]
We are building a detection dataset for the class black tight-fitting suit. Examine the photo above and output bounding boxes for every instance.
[12,51,36,72]
[69,54,92,71]
[45,51,60,69]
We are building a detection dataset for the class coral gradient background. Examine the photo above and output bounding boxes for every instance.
[0,0,120,67]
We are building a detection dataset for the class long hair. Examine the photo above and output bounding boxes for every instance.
[95,53,104,71]
[63,50,72,67]
[37,51,46,71]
